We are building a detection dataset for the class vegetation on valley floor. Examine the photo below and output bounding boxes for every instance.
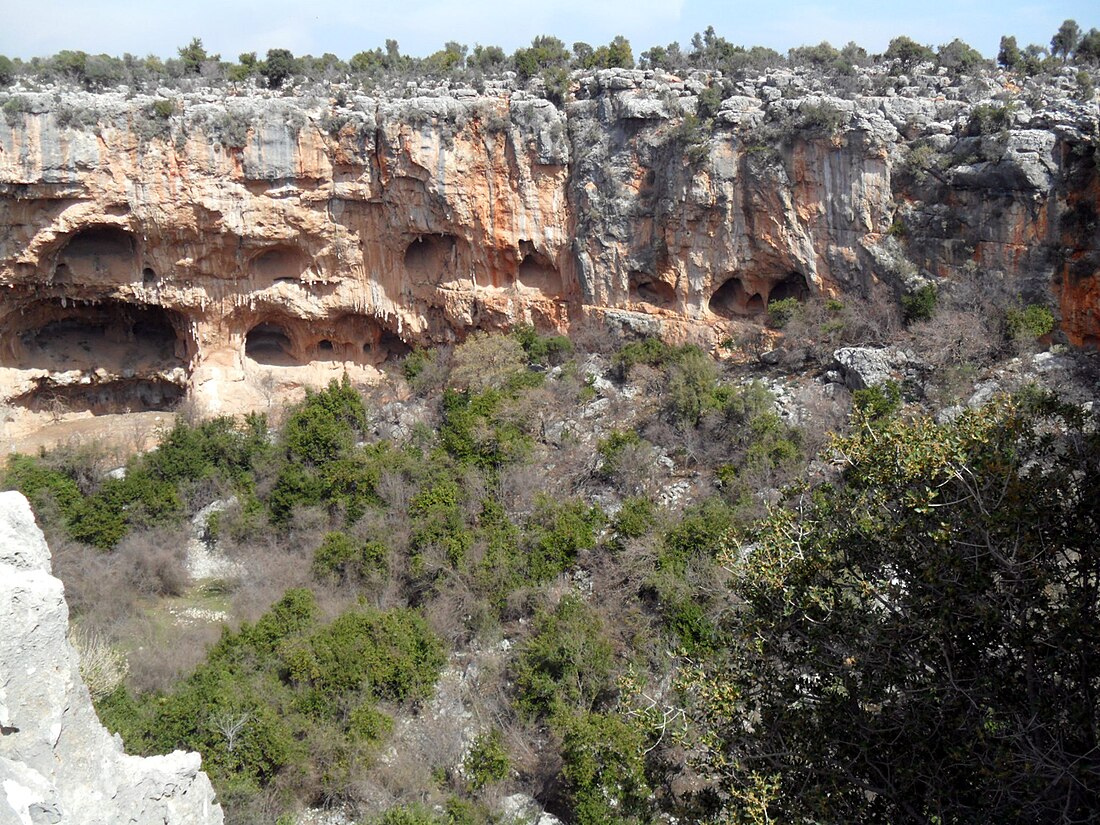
[3,291,1098,823]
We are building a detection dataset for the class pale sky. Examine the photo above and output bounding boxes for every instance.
[0,0,1094,62]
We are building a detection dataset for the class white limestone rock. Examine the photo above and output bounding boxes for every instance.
[0,491,223,825]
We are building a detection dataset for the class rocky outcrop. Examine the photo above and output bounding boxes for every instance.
[0,65,1096,416]
[0,490,223,825]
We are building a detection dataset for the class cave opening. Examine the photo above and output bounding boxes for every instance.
[768,271,809,303]
[251,245,309,284]
[142,267,157,284]
[378,330,411,360]
[53,226,137,284]
[7,300,187,373]
[710,277,764,317]
[404,235,457,285]
[11,380,186,416]
[629,272,676,308]
[517,253,564,296]
[245,323,296,366]
[3,299,189,414]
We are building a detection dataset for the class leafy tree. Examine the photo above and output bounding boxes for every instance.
[884,35,935,67]
[177,38,211,74]
[0,55,13,85]
[512,35,569,81]
[683,394,1100,823]
[260,48,297,88]
[936,38,984,73]
[469,44,506,71]
[1077,28,1100,64]
[998,35,1022,69]
[1052,19,1082,62]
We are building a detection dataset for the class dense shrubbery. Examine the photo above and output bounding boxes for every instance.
[100,588,444,798]
[4,322,1090,824]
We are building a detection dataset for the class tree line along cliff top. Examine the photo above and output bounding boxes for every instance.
[0,21,1098,101]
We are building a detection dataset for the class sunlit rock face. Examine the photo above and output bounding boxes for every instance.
[0,66,1096,414]
[0,490,223,824]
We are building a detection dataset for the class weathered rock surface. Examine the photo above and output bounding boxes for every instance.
[833,346,921,390]
[0,65,1095,418]
[0,490,223,825]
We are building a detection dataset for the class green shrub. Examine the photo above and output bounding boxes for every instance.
[968,102,1016,136]
[852,380,902,421]
[283,376,367,466]
[102,588,444,801]
[463,728,510,789]
[411,477,473,568]
[0,55,14,86]
[766,296,802,328]
[438,388,530,469]
[522,496,603,582]
[1005,304,1055,340]
[597,430,644,479]
[2,454,83,523]
[2,95,31,126]
[611,497,658,549]
[371,805,441,825]
[514,595,615,719]
[151,98,174,119]
[612,337,675,377]
[512,324,573,366]
[901,283,936,323]
[658,498,737,576]
[403,348,433,380]
[795,101,845,135]
[665,347,721,426]
[311,531,387,582]
[560,711,652,825]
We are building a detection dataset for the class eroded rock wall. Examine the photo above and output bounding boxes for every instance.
[0,490,223,824]
[0,67,1096,415]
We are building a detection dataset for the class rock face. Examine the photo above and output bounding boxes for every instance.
[0,66,1096,415]
[0,490,223,825]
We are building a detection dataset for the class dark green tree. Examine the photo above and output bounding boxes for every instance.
[177,38,210,74]
[884,35,935,67]
[683,394,1100,823]
[260,48,297,88]
[1052,19,1082,62]
[998,34,1022,69]
[1077,28,1100,64]
[0,55,16,85]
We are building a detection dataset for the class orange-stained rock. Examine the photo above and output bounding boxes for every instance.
[0,68,1096,418]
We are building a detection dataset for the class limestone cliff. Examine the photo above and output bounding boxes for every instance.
[0,490,223,824]
[0,65,1096,416]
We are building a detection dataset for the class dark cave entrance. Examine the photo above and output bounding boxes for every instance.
[53,226,137,284]
[709,277,764,317]
[629,272,676,308]
[245,323,297,366]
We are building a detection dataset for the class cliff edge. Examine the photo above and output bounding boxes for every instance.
[0,490,223,825]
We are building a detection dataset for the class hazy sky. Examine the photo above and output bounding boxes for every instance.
[0,1,1094,62]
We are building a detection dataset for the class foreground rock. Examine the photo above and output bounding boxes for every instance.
[0,490,223,825]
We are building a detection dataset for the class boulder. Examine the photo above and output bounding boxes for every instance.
[833,346,918,391]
